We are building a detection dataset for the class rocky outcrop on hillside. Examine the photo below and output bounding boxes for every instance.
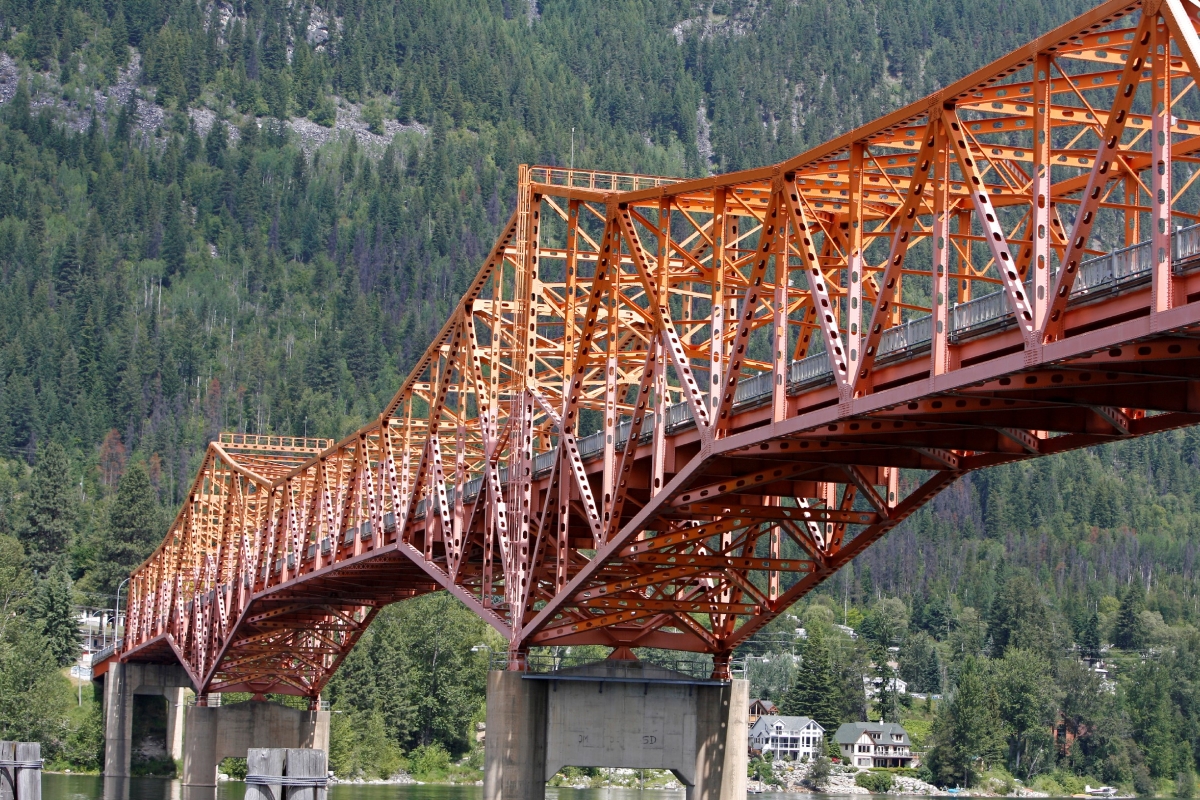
[0,50,426,155]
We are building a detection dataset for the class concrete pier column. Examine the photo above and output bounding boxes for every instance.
[691,678,748,800]
[483,672,547,800]
[102,663,133,779]
[483,662,747,800]
[166,687,187,762]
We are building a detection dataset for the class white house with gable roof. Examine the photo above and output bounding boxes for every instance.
[748,715,826,760]
[834,722,915,768]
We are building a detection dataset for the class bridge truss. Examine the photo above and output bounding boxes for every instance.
[121,0,1200,698]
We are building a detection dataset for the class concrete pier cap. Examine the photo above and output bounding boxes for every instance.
[484,660,747,800]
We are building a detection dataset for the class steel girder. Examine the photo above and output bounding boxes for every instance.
[120,0,1200,692]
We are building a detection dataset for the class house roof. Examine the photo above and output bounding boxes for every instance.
[749,715,825,736]
[834,722,911,746]
[749,698,778,711]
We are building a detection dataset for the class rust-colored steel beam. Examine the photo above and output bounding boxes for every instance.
[116,0,1200,693]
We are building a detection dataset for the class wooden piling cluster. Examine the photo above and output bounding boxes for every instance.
[245,748,327,800]
[0,742,41,800]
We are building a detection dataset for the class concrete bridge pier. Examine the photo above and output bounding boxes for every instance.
[100,661,330,788]
[484,662,747,800]
[181,700,330,787]
[100,662,191,779]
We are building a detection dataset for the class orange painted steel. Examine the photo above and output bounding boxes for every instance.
[119,0,1200,696]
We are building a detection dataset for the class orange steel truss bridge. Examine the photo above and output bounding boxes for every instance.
[111,0,1200,700]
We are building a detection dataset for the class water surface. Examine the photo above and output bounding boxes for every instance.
[46,773,1062,800]
[44,774,695,800]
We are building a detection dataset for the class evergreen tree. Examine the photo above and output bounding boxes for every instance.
[994,648,1053,777]
[987,573,1053,658]
[20,442,76,573]
[54,236,80,299]
[92,463,159,596]
[1176,769,1195,799]
[1114,580,1148,652]
[780,623,839,731]
[872,641,899,722]
[110,5,129,63]
[1080,610,1102,660]
[162,183,186,277]
[205,120,227,166]
[36,564,79,667]
[858,564,874,603]
[928,657,1004,787]
[1126,660,1178,778]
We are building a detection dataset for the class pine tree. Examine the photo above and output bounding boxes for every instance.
[162,184,187,277]
[870,640,901,723]
[858,564,874,603]
[110,5,129,63]
[36,564,79,667]
[987,573,1052,657]
[92,463,159,596]
[8,79,30,133]
[206,119,228,166]
[1114,580,1148,652]
[928,656,1004,787]
[1080,611,1102,660]
[780,623,839,731]
[55,235,80,298]
[21,442,76,573]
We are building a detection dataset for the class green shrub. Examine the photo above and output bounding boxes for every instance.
[1134,764,1155,797]
[311,96,337,127]
[328,708,405,779]
[856,770,895,793]
[408,743,452,780]
[807,756,831,789]
[56,695,104,772]
[1177,771,1196,799]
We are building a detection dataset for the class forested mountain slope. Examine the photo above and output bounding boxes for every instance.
[0,0,1195,790]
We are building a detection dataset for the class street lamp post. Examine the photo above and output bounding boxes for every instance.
[471,643,494,670]
[114,577,130,652]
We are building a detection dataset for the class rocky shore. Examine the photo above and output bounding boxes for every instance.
[754,761,1052,797]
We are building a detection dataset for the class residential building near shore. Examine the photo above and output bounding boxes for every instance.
[748,715,827,761]
[835,722,915,768]
[748,699,779,726]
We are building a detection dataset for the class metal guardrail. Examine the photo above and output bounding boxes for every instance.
[218,433,333,453]
[790,351,834,387]
[877,314,933,361]
[186,695,331,710]
[487,653,745,681]
[92,638,122,664]
[409,225,1200,521]
[527,166,679,192]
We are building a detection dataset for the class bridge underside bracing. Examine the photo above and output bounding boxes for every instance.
[121,0,1200,695]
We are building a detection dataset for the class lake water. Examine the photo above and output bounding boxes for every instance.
[40,773,847,800]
